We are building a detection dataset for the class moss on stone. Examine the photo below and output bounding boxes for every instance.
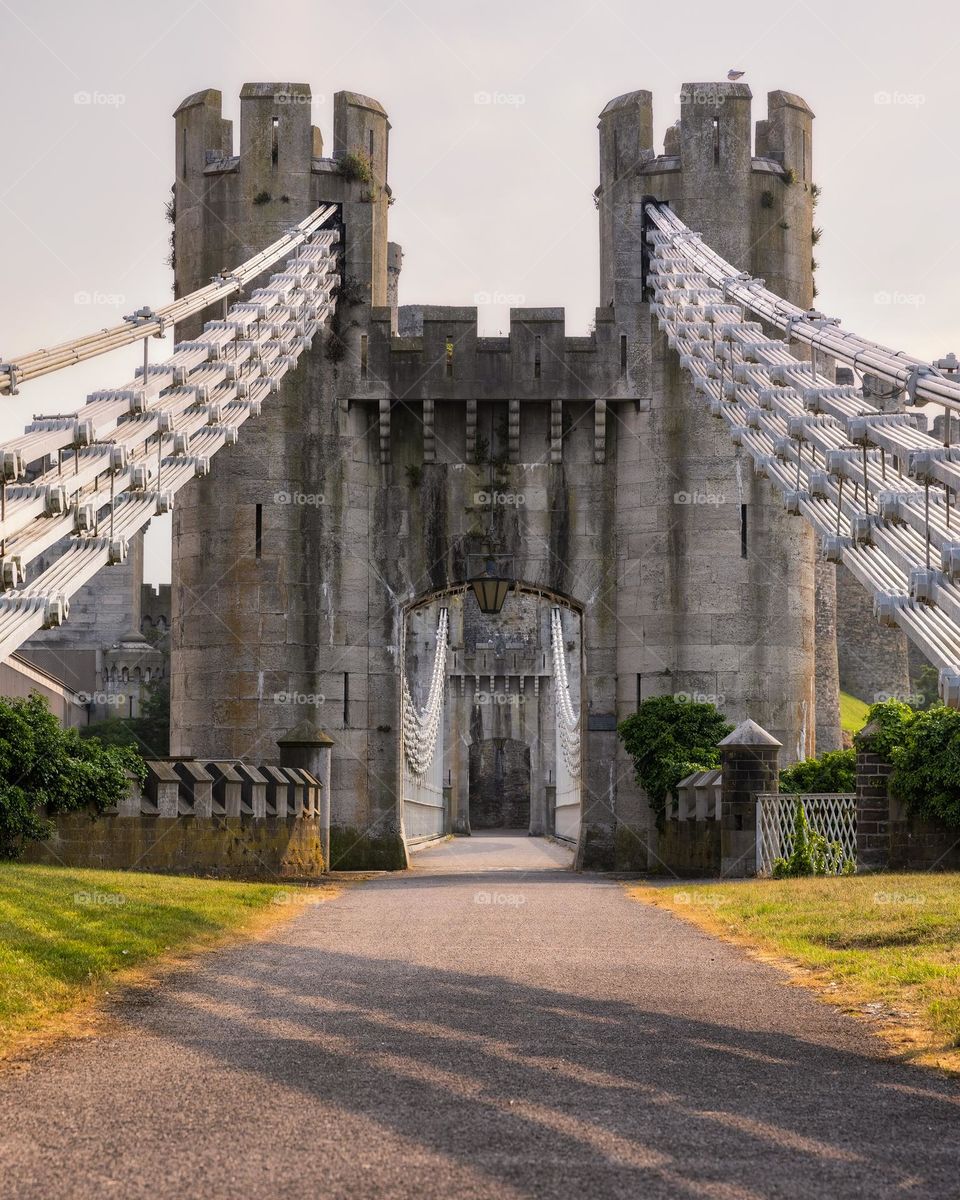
[328,825,407,871]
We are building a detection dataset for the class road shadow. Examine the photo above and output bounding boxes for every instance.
[117,930,960,1199]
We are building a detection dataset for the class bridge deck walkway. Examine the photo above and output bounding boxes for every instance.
[408,830,575,873]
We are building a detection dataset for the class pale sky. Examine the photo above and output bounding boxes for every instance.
[1,0,957,584]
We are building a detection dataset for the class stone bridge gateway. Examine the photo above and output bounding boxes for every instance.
[6,79,959,873]
[166,80,824,871]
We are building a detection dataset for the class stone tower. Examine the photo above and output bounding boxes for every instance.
[171,81,827,870]
[596,83,821,767]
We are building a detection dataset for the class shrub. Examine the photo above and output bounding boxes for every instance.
[618,696,732,823]
[0,693,145,859]
[855,698,960,829]
[760,190,775,209]
[772,797,855,877]
[888,704,960,828]
[336,150,373,185]
[859,698,916,761]
[252,191,271,206]
[779,748,855,795]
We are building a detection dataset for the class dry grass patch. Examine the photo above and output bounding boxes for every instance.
[629,873,960,1072]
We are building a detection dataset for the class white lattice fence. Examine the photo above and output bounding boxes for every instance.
[755,794,857,876]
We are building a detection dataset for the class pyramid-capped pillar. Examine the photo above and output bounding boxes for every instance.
[719,718,782,877]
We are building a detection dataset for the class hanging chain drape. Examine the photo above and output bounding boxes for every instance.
[401,607,448,777]
[551,606,581,778]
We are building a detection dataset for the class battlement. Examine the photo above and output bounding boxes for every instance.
[598,81,815,307]
[173,82,394,322]
[359,305,625,403]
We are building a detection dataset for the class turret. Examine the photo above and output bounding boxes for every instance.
[597,90,653,307]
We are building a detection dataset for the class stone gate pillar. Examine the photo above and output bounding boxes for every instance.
[719,719,781,877]
[854,720,892,872]
[277,723,335,870]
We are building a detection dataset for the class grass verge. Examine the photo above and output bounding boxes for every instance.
[629,873,960,1073]
[0,864,338,1060]
[839,690,870,736]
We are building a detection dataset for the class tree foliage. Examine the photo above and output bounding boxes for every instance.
[0,693,145,860]
[617,696,732,822]
[857,698,960,828]
[779,748,856,795]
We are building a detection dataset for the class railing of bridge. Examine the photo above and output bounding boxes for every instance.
[646,201,960,705]
[0,205,340,662]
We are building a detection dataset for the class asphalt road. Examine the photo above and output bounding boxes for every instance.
[1,832,958,1199]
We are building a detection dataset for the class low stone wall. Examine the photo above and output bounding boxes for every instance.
[655,819,721,876]
[888,802,960,871]
[23,812,325,880]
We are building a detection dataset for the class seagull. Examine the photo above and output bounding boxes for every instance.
[727,69,746,81]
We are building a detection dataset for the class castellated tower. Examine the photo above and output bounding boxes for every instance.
[597,83,825,782]
[170,85,401,864]
[172,80,827,872]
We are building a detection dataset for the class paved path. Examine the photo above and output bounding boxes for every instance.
[2,836,959,1199]
[409,829,575,872]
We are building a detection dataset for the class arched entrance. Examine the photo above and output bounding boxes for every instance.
[400,582,583,852]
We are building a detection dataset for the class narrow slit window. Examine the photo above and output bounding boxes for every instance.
[445,334,454,378]
[368,128,374,159]
[620,334,627,376]
[636,673,642,709]
[712,116,721,166]
[255,503,263,559]
[271,116,279,167]
[612,129,619,180]
[360,334,368,380]
[181,127,187,179]
[343,671,350,726]
[740,503,748,558]
[801,129,808,180]
[534,335,542,380]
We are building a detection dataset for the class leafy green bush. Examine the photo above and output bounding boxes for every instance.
[618,696,732,823]
[779,748,855,795]
[0,693,145,860]
[772,798,855,877]
[886,704,960,828]
[855,698,960,828]
[859,698,917,761]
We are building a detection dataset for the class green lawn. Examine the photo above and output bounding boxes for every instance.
[631,873,960,1070]
[839,690,870,736]
[0,864,328,1053]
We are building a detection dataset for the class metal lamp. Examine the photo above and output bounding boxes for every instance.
[469,558,513,615]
